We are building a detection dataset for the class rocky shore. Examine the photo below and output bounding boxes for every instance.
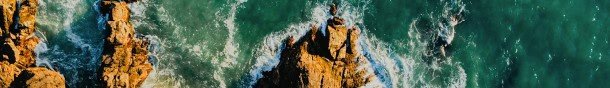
[255,4,375,88]
[0,0,66,87]
[1,0,153,87]
[99,0,153,88]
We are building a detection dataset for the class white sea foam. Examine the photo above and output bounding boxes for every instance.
[141,68,186,88]
[142,0,468,87]
[440,0,466,45]
[50,0,99,55]
[211,1,249,88]
[142,0,250,87]
[403,0,468,87]
[141,35,189,88]
[138,1,191,87]
[247,22,312,87]
[248,1,401,87]
[214,70,227,88]
[220,0,246,68]
[34,42,54,70]
[128,0,150,28]
[360,33,413,88]
[34,26,53,69]
[36,0,99,86]
[449,63,467,88]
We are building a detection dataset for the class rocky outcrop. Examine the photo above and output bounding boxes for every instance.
[0,0,66,87]
[99,0,153,88]
[10,67,66,87]
[255,4,375,88]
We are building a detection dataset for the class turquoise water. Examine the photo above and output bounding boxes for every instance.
[33,0,609,87]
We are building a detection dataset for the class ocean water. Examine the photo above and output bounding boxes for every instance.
[32,0,609,87]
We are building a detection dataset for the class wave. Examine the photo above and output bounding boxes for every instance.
[248,22,313,86]
[220,0,245,68]
[359,33,413,88]
[216,0,248,88]
[32,0,468,87]
[139,0,250,87]
[36,0,106,86]
[403,0,467,87]
[34,42,53,70]
[132,0,190,87]
[248,1,387,87]
[248,2,332,87]
[248,0,468,87]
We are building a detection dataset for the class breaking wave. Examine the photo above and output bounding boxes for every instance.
[249,0,467,87]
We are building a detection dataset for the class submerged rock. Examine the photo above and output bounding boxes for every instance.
[0,0,66,87]
[99,0,152,88]
[255,4,375,88]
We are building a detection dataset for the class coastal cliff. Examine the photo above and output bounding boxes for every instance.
[0,0,66,87]
[255,4,375,88]
[99,0,153,88]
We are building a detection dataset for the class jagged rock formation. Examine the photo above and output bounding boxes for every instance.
[0,0,66,87]
[255,4,375,88]
[99,0,153,88]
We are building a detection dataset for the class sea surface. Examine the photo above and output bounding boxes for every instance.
[34,0,609,87]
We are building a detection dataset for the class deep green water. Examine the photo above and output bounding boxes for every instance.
[33,0,609,87]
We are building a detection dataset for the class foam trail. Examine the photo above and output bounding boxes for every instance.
[36,0,99,86]
[60,0,86,47]
[138,0,196,87]
[221,0,246,68]
[211,1,249,88]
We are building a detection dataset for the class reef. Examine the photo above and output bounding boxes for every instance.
[0,0,66,87]
[255,4,375,88]
[98,0,153,88]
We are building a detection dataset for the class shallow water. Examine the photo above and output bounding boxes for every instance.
[34,0,609,87]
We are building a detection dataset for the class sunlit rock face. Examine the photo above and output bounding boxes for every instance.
[98,0,153,88]
[255,4,375,88]
[0,0,66,87]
